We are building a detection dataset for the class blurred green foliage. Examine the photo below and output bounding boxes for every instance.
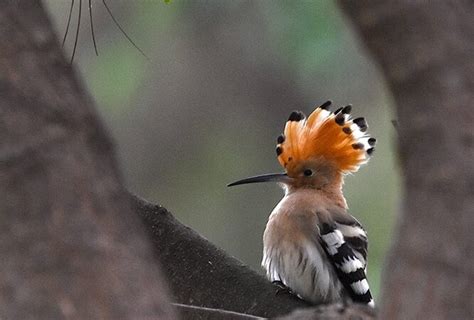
[45,0,399,299]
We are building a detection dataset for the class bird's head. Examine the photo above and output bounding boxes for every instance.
[228,101,376,192]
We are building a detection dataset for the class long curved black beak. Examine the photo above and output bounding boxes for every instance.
[227,172,289,187]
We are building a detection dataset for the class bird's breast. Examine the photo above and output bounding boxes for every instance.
[262,207,343,304]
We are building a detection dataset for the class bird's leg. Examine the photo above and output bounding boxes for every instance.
[272,281,306,303]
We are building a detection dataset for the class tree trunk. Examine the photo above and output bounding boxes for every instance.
[0,1,175,319]
[339,1,474,319]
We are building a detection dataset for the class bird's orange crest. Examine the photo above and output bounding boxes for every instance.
[276,101,376,175]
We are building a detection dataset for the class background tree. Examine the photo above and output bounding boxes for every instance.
[340,1,474,319]
[0,1,174,318]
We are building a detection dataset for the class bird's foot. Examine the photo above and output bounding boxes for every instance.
[272,280,294,296]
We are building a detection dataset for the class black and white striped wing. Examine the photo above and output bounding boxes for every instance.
[319,223,374,306]
[334,219,368,268]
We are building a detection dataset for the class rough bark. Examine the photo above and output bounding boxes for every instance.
[276,304,376,320]
[134,195,309,318]
[0,1,175,319]
[174,303,376,320]
[339,1,474,319]
[173,303,262,320]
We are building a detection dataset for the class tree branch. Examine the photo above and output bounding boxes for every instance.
[134,195,308,318]
[173,303,262,320]
[276,303,376,320]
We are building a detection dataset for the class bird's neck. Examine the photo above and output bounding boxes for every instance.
[286,174,347,209]
[320,175,347,209]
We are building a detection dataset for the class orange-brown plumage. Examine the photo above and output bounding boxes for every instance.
[277,103,374,177]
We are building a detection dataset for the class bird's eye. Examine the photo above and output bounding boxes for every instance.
[303,169,313,177]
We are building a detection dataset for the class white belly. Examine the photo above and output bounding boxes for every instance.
[262,240,343,304]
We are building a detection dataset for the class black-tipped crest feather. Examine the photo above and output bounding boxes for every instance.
[288,111,305,122]
[319,100,332,110]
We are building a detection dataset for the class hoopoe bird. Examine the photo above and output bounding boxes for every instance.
[229,101,375,306]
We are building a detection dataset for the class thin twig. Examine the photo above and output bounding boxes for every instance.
[88,0,99,56]
[62,0,75,47]
[70,0,82,63]
[102,0,150,61]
